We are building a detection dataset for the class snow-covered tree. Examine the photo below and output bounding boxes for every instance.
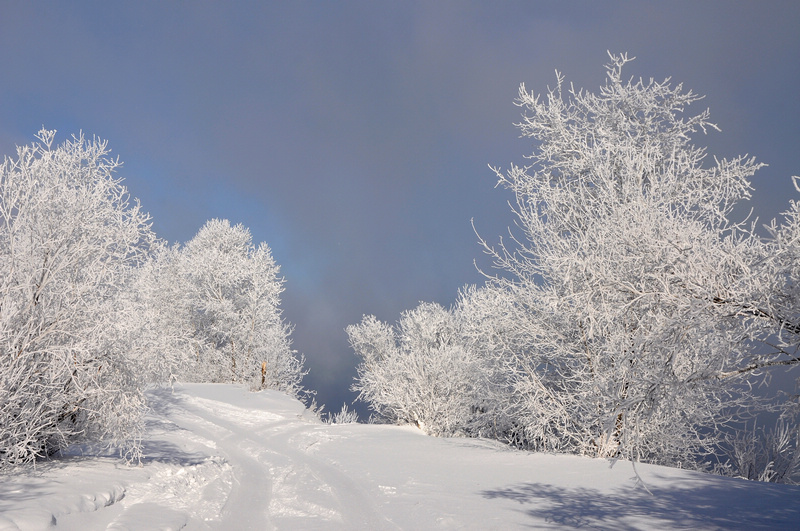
[164,219,306,395]
[450,284,525,441]
[480,53,792,465]
[761,176,800,361]
[0,130,155,467]
[121,242,195,385]
[349,302,485,436]
[723,419,800,484]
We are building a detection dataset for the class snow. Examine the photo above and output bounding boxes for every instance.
[1,384,799,530]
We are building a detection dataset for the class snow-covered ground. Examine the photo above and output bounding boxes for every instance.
[1,384,799,530]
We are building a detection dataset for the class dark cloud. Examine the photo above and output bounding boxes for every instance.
[1,1,799,414]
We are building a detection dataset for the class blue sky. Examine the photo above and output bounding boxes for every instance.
[2,1,799,412]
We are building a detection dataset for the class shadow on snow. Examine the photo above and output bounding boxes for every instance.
[481,473,800,530]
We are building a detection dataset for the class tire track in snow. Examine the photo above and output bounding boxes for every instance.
[150,391,277,530]
[160,388,399,530]
[255,423,401,530]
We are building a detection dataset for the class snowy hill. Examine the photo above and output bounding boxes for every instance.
[1,384,798,530]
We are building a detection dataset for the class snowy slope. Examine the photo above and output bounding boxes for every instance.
[1,383,799,530]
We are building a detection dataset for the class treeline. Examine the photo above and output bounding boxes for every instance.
[0,130,304,468]
[349,54,800,483]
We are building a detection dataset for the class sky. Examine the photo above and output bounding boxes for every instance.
[1,1,799,414]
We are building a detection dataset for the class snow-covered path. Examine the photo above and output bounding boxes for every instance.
[2,383,800,530]
[148,385,397,530]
